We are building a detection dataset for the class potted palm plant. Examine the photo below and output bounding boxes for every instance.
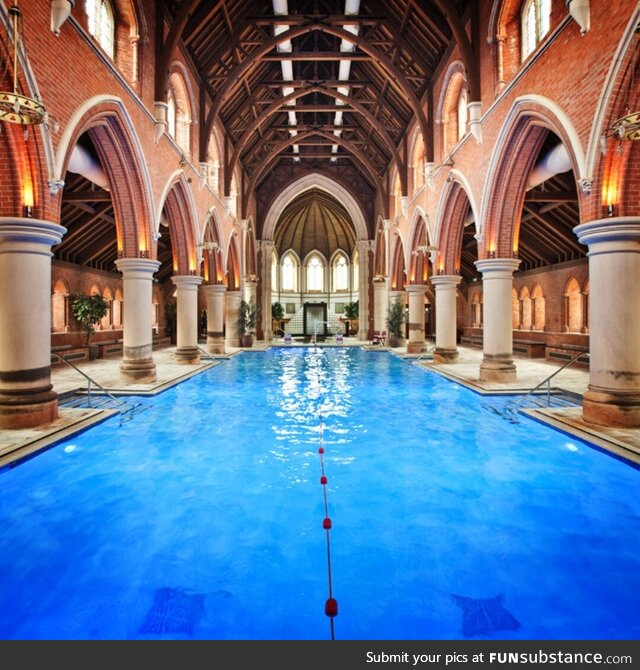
[71,292,110,360]
[237,297,258,347]
[386,295,405,348]
[271,301,285,335]
[344,300,359,336]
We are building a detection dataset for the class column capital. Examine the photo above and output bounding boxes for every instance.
[405,283,428,293]
[356,239,374,252]
[574,217,640,253]
[203,283,227,296]
[430,274,462,289]
[475,257,521,277]
[0,217,66,253]
[172,274,204,289]
[115,257,161,278]
[260,239,275,251]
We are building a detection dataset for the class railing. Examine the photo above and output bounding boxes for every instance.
[51,352,141,424]
[510,350,588,410]
[196,344,216,360]
[411,340,436,365]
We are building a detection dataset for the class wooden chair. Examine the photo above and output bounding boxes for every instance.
[371,330,386,346]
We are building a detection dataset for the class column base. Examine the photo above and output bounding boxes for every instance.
[174,347,201,364]
[433,348,459,364]
[582,387,640,428]
[407,340,426,354]
[207,333,225,354]
[479,354,517,382]
[120,358,157,383]
[0,388,58,429]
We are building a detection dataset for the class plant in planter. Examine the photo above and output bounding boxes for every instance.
[386,295,405,347]
[271,301,285,336]
[70,292,110,359]
[237,297,258,347]
[343,299,359,336]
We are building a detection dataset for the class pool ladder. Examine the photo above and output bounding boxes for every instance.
[411,341,436,365]
[53,353,148,425]
[491,351,587,423]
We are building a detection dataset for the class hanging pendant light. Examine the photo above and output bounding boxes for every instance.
[0,2,46,126]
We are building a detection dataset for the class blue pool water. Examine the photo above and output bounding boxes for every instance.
[0,347,639,640]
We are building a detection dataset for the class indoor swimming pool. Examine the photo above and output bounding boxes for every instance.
[0,347,638,640]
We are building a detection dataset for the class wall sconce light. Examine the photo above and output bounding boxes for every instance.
[23,179,34,217]
[51,0,75,37]
[566,0,590,36]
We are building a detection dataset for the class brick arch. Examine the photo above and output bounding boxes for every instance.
[201,209,224,284]
[226,236,241,291]
[436,178,474,274]
[245,219,257,278]
[590,11,640,218]
[374,216,387,278]
[480,98,584,259]
[407,212,430,285]
[55,98,155,259]
[389,234,406,291]
[160,175,199,275]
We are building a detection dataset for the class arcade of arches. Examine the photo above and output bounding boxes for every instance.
[1,1,639,432]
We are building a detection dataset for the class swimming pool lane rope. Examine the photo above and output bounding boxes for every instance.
[318,413,338,640]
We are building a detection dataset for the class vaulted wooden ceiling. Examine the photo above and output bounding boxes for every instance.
[163,0,473,197]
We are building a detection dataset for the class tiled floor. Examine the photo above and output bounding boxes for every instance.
[1,343,638,467]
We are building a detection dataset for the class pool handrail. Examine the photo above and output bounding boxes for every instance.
[511,350,588,410]
[51,352,141,423]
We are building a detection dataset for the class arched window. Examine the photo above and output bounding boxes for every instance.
[86,0,115,58]
[167,72,192,157]
[412,134,426,193]
[565,278,583,333]
[457,87,468,141]
[167,89,176,140]
[332,253,349,292]
[306,253,325,292]
[281,252,298,292]
[522,0,551,61]
[532,284,545,331]
[51,278,69,333]
[512,288,519,329]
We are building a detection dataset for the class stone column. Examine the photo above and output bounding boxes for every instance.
[373,280,388,334]
[115,258,160,383]
[225,291,242,349]
[575,217,640,427]
[203,284,226,354]
[0,218,66,428]
[431,274,462,363]
[406,284,428,353]
[260,240,275,341]
[243,279,258,306]
[172,275,203,364]
[475,258,521,382]
[356,240,372,341]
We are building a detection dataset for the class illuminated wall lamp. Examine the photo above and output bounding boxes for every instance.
[23,180,34,217]
[51,1,75,37]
